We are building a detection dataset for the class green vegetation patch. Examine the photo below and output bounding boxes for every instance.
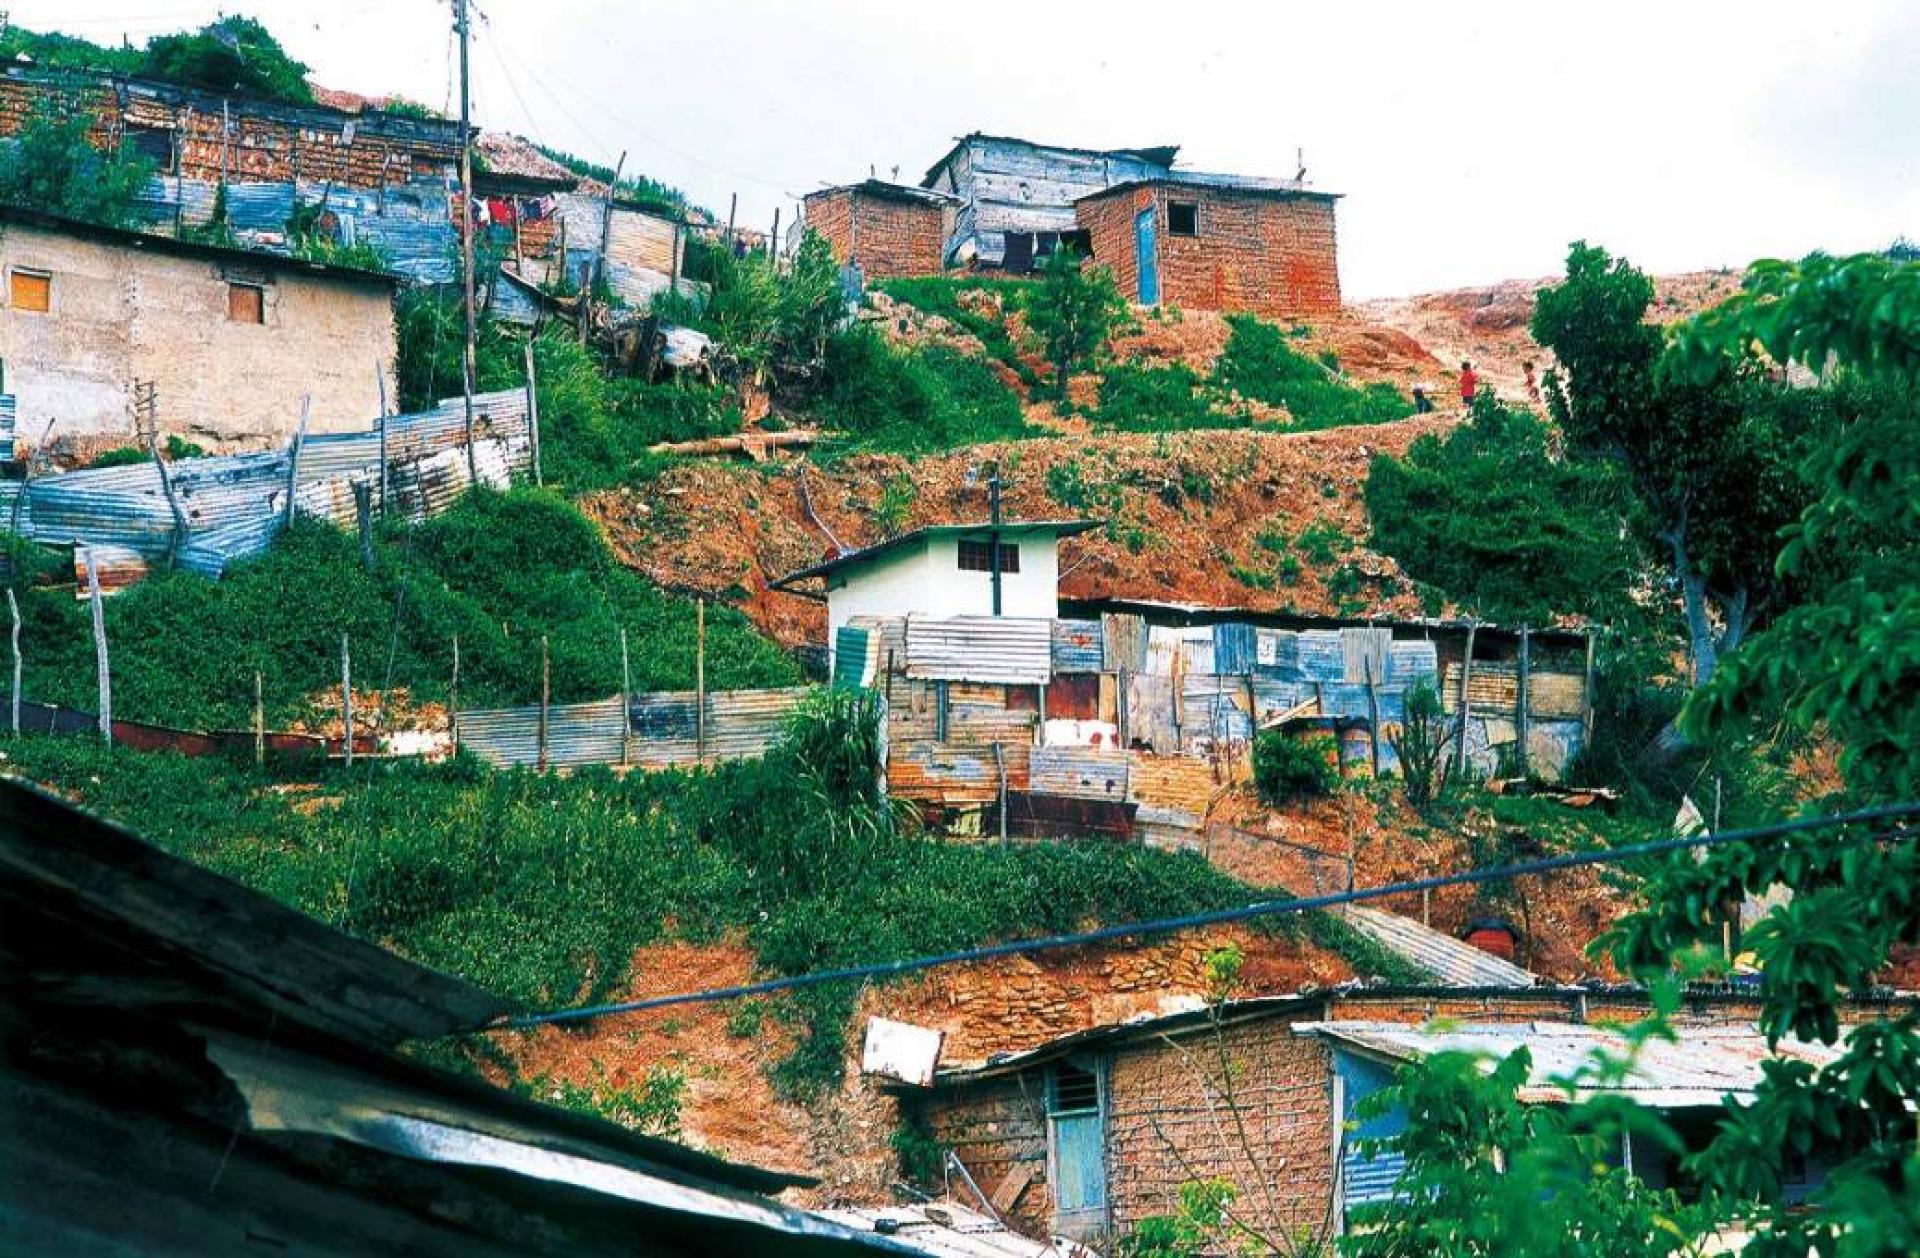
[871,275,1043,391]
[1213,315,1409,430]
[819,327,1039,454]
[10,489,796,730]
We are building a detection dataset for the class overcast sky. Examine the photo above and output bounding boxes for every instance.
[20,0,1917,296]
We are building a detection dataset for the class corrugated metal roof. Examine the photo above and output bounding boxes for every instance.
[818,1205,1095,1257]
[455,698,627,770]
[1340,907,1535,988]
[1298,1021,1844,1107]
[906,617,1052,685]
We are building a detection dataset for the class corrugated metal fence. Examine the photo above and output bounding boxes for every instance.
[8,388,531,580]
[457,687,810,771]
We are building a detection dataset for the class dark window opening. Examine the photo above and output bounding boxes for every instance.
[1168,201,1198,236]
[124,125,175,173]
[1001,232,1035,274]
[1050,1061,1099,1113]
[957,540,1020,573]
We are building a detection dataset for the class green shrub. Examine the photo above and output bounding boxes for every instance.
[1093,362,1226,431]
[0,98,154,229]
[1294,520,1353,566]
[1212,315,1408,429]
[87,447,150,469]
[1252,731,1340,803]
[873,275,1040,390]
[819,327,1034,453]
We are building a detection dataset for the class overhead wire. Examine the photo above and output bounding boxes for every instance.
[477,802,1920,1034]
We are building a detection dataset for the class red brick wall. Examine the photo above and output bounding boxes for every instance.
[1077,184,1342,318]
[803,189,947,279]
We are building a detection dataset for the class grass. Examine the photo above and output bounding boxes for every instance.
[871,275,1042,391]
[0,732,1428,1097]
[10,489,797,731]
[818,327,1040,454]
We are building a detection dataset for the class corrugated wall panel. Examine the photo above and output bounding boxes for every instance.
[1030,746,1128,801]
[905,616,1052,685]
[1050,619,1104,673]
[456,698,627,769]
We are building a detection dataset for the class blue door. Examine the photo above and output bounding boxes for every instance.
[1134,208,1159,306]
[1052,1111,1107,1216]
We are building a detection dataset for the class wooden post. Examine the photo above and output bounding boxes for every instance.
[1454,624,1477,781]
[1516,625,1532,778]
[341,633,354,767]
[6,588,19,737]
[619,627,632,767]
[456,0,481,485]
[537,634,551,772]
[769,207,780,260]
[523,340,543,487]
[726,192,737,248]
[695,598,707,765]
[353,479,374,573]
[88,554,110,745]
[376,364,390,517]
[1582,626,1597,743]
[1364,651,1382,778]
[284,395,310,529]
[146,421,188,568]
[994,742,1008,847]
[449,635,461,756]
[669,221,682,297]
[253,670,265,769]
[1117,666,1129,749]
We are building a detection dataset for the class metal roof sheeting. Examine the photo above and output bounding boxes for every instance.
[906,616,1053,685]
[1298,1021,1844,1108]
[455,698,628,770]
[1340,907,1535,988]
[818,1204,1096,1257]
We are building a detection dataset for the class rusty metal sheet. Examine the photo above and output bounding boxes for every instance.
[1442,662,1588,718]
[905,616,1052,685]
[1102,612,1147,672]
[627,687,811,767]
[1029,746,1128,801]
[1050,619,1104,673]
[73,545,148,597]
[886,740,1000,806]
[998,792,1135,842]
[1212,622,1256,675]
[1125,751,1217,832]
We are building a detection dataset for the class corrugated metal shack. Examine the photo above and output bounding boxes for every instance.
[457,687,812,772]
[843,600,1593,844]
[7,387,532,583]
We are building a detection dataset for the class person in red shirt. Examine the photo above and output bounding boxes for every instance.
[1459,360,1478,409]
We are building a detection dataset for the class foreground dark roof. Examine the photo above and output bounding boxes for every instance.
[0,203,404,286]
[772,519,1102,590]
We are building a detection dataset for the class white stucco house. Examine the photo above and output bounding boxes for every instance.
[772,519,1100,667]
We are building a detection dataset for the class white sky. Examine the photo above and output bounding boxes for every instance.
[19,0,1918,297]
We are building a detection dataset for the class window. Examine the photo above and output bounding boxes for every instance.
[9,270,50,314]
[227,282,265,324]
[1167,201,1199,236]
[957,539,1020,573]
[124,125,175,173]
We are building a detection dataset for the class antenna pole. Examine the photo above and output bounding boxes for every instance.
[456,0,479,483]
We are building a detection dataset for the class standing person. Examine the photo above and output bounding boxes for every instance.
[1522,359,1541,403]
[1459,360,1478,410]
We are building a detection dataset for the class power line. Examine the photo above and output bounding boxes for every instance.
[481,801,1920,1034]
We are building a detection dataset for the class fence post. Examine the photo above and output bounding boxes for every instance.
[254,670,265,769]
[695,598,706,766]
[449,635,461,757]
[353,479,375,573]
[341,633,354,767]
[1582,625,1597,744]
[87,552,110,745]
[6,588,19,737]
[1516,625,1532,778]
[993,742,1008,847]
[537,634,550,772]
[1454,623,1477,781]
[523,340,543,487]
[376,364,390,517]
[284,395,311,529]
[619,626,632,767]
[1363,651,1382,778]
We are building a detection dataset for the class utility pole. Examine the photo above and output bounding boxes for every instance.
[986,460,1003,616]
[455,0,479,484]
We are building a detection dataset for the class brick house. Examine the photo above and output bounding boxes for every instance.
[900,984,1899,1248]
[1075,178,1342,317]
[802,181,959,279]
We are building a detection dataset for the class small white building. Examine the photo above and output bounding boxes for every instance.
[773,520,1100,666]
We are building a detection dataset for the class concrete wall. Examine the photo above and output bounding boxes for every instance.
[1078,184,1343,318]
[826,532,1063,664]
[1,222,397,447]
[803,189,950,279]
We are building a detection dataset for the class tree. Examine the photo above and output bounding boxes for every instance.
[140,16,313,103]
[1531,243,1826,686]
[0,99,155,229]
[1022,245,1126,398]
[1365,395,1638,625]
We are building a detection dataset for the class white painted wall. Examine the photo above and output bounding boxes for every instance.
[825,530,1065,665]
